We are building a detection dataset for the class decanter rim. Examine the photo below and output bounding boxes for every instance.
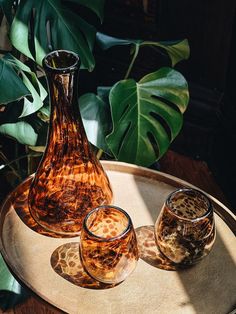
[42,49,80,74]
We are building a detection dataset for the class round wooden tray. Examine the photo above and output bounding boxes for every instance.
[0,161,236,314]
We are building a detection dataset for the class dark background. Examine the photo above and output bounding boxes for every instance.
[93,0,236,209]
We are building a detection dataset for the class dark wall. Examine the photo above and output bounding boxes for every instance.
[100,0,235,89]
[156,0,235,91]
[96,0,236,160]
[155,0,236,207]
[209,11,236,209]
[96,0,236,207]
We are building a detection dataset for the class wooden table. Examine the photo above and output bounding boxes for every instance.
[0,150,234,314]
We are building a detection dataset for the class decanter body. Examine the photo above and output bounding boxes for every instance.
[28,50,113,235]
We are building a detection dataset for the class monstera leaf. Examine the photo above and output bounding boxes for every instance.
[80,92,112,152]
[0,54,47,117]
[0,254,20,295]
[0,56,30,104]
[4,54,47,116]
[0,121,38,145]
[0,0,15,24]
[0,254,28,310]
[96,32,190,67]
[9,0,105,70]
[106,67,189,166]
[0,54,44,145]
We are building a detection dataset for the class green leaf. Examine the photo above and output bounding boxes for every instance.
[80,92,112,152]
[4,53,32,72]
[10,0,103,70]
[0,121,38,145]
[0,100,24,125]
[96,32,138,50]
[0,254,21,293]
[38,105,50,122]
[0,56,30,104]
[0,254,29,310]
[26,114,48,146]
[140,39,190,67]
[0,0,15,24]
[96,32,190,66]
[106,67,189,166]
[28,145,45,153]
[97,86,112,103]
[2,54,47,117]
[68,0,105,22]
[19,72,47,117]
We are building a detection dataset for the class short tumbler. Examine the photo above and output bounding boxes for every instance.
[155,188,216,266]
[80,205,139,284]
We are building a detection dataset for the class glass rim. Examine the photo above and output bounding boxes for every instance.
[82,205,133,242]
[42,49,80,73]
[165,188,213,221]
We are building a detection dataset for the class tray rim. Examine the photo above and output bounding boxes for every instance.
[0,160,235,313]
[102,161,236,234]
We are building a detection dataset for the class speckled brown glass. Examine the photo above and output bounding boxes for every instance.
[28,50,113,235]
[80,205,139,284]
[155,188,216,266]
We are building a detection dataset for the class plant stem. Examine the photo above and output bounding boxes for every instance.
[96,149,103,160]
[0,151,22,180]
[124,44,140,79]
[0,152,41,179]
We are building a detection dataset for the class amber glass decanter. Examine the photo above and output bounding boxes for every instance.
[28,50,113,235]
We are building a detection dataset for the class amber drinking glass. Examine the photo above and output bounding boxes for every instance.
[80,205,139,284]
[28,50,113,235]
[155,188,216,266]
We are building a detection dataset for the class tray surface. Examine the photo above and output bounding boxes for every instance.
[0,161,236,314]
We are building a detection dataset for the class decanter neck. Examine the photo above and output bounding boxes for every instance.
[42,50,89,155]
[43,50,81,116]
[46,70,79,115]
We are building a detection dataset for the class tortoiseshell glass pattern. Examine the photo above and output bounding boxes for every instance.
[155,188,216,266]
[28,51,113,235]
[80,206,139,284]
